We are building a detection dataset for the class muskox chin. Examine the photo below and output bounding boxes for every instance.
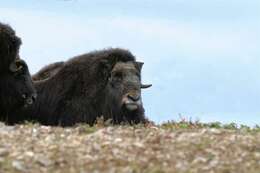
[8,48,151,126]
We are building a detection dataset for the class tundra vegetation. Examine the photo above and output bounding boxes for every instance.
[0,120,259,173]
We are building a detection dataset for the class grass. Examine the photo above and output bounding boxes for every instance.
[161,120,260,132]
[0,120,259,173]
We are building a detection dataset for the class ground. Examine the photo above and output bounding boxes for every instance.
[0,121,259,173]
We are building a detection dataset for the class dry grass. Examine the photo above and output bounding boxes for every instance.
[0,121,259,173]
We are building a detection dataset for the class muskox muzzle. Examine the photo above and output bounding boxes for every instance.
[22,93,37,106]
[123,93,142,111]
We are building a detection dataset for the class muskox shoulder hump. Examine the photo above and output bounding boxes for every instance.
[32,61,64,81]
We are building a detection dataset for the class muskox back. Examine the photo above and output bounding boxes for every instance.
[9,48,151,126]
[0,23,36,121]
[32,61,64,81]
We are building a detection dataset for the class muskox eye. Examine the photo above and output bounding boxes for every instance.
[113,72,123,79]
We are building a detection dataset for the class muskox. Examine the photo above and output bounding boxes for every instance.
[9,48,151,126]
[0,23,37,121]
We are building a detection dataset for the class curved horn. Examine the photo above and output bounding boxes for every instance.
[141,84,152,89]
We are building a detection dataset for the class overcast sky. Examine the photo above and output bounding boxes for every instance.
[0,0,259,125]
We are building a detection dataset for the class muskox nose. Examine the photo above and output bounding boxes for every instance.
[124,93,142,111]
[127,94,140,102]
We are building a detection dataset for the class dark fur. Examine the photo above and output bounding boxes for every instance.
[0,60,36,121]
[0,23,21,73]
[32,61,64,81]
[0,23,36,121]
[9,48,148,126]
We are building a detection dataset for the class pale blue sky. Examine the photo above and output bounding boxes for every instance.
[0,0,259,125]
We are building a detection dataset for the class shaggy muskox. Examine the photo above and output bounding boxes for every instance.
[9,48,151,126]
[0,23,37,121]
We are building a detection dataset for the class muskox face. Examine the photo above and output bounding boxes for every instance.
[105,61,151,123]
[1,59,37,109]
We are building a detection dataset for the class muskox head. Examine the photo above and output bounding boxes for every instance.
[103,60,151,124]
[0,22,36,115]
[0,59,37,111]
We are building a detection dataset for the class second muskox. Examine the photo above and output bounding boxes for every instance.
[0,22,37,121]
[9,48,151,126]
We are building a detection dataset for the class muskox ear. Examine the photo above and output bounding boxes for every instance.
[135,61,144,72]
